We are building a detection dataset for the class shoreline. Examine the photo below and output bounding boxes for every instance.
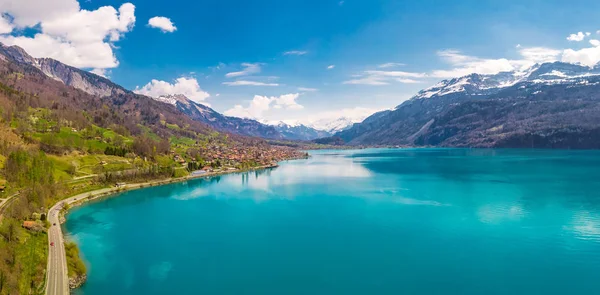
[64,163,282,212]
[45,160,303,293]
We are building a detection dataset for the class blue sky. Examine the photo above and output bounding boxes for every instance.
[3,0,600,124]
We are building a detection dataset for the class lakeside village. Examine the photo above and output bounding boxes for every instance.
[175,143,309,176]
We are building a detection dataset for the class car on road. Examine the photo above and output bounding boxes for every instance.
[53,223,56,226]
[50,242,54,246]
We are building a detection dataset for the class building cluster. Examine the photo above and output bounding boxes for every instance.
[173,143,306,169]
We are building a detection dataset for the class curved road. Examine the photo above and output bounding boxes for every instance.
[46,201,69,295]
[0,192,19,223]
[46,188,115,295]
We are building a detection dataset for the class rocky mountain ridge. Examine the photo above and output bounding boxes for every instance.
[337,61,600,148]
[0,44,126,97]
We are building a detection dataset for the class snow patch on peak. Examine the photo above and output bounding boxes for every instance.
[540,70,568,78]
[155,94,192,107]
[155,96,177,106]
[309,116,363,133]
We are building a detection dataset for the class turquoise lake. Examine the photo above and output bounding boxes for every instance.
[66,148,600,294]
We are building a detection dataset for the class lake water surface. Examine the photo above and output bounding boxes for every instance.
[66,148,600,294]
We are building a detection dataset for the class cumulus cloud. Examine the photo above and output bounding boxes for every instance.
[0,1,135,69]
[134,77,210,104]
[148,16,177,33]
[431,47,566,78]
[430,50,523,78]
[562,47,600,67]
[90,68,109,78]
[284,50,307,56]
[0,15,13,34]
[224,93,303,119]
[0,0,80,27]
[225,63,261,78]
[327,65,335,69]
[222,80,279,86]
[518,47,561,63]
[591,39,600,47]
[567,32,589,42]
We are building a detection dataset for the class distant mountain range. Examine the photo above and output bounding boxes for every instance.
[0,43,357,142]
[155,94,285,139]
[267,121,332,141]
[153,94,362,141]
[337,61,600,148]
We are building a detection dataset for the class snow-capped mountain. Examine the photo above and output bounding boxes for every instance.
[308,116,365,133]
[411,62,600,102]
[338,61,600,148]
[262,113,375,141]
[269,121,332,141]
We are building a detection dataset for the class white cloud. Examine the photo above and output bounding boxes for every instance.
[430,49,535,78]
[298,87,318,92]
[348,46,564,83]
[0,0,80,28]
[90,68,109,78]
[276,93,304,110]
[567,32,587,42]
[343,76,389,85]
[284,50,307,56]
[327,65,335,69]
[378,62,405,68]
[430,44,600,77]
[134,77,210,104]
[224,93,303,119]
[225,63,262,78]
[0,1,135,69]
[344,70,426,85]
[0,14,13,34]
[222,80,279,87]
[562,46,600,67]
[363,70,426,78]
[148,16,176,33]
[397,78,421,84]
[518,47,561,63]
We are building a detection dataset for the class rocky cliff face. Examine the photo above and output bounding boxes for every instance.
[0,43,125,97]
[69,274,87,289]
[337,62,600,148]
